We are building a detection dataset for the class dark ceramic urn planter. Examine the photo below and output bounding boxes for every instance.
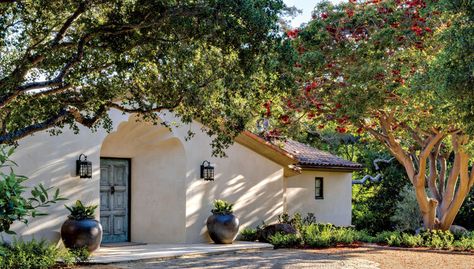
[206,213,240,244]
[61,219,103,252]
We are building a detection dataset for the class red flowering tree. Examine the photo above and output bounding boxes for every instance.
[277,0,474,230]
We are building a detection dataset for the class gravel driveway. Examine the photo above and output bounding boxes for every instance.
[80,245,474,269]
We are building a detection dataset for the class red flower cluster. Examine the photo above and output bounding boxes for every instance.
[279,115,290,124]
[304,81,318,94]
[286,29,299,39]
[335,126,347,133]
[346,9,354,17]
[411,25,423,36]
[307,111,316,119]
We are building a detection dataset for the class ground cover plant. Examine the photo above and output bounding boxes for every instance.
[268,225,474,251]
[0,238,89,269]
[241,212,474,251]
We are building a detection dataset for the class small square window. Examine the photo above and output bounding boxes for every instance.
[315,177,324,199]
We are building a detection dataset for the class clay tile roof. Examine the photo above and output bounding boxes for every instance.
[280,139,363,170]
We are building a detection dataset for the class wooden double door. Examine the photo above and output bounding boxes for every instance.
[100,158,130,243]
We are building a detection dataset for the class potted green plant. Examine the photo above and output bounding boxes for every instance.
[206,199,240,244]
[61,200,102,252]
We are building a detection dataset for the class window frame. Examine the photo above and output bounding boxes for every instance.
[314,177,324,200]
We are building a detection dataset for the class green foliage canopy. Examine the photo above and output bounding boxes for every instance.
[271,0,474,230]
[275,0,473,146]
[0,0,289,155]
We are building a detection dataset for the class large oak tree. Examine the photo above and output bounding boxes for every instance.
[276,0,474,230]
[0,0,288,155]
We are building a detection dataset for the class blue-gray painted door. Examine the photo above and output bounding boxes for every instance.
[100,158,129,243]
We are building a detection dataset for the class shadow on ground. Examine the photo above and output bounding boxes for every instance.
[82,249,379,269]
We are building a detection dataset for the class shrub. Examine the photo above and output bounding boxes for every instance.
[390,186,423,232]
[211,200,233,215]
[269,233,302,249]
[384,232,423,248]
[386,232,402,247]
[65,200,97,220]
[400,233,423,248]
[421,230,454,250]
[332,228,358,245]
[0,147,65,234]
[453,236,474,251]
[240,228,258,241]
[277,212,290,224]
[276,212,316,234]
[307,230,332,248]
[0,239,75,269]
[68,247,90,263]
[301,223,333,248]
[371,231,401,244]
[290,213,303,233]
[302,213,317,225]
[353,230,376,243]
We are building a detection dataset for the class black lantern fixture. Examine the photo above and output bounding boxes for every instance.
[76,154,92,178]
[200,160,214,181]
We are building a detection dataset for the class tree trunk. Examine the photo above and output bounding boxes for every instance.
[368,116,473,231]
[400,135,472,231]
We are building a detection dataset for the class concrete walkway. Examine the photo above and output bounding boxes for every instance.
[82,249,380,269]
[88,241,273,264]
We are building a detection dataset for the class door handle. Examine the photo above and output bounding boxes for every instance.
[110,186,115,195]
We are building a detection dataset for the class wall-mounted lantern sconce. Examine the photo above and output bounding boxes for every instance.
[200,160,214,181]
[76,154,92,178]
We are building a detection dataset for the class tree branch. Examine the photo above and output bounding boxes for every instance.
[107,96,184,114]
[428,151,442,202]
[440,143,470,229]
[0,110,69,144]
[440,134,463,217]
[377,113,416,181]
[32,83,72,97]
[416,132,444,187]
[51,1,89,46]
[438,155,447,197]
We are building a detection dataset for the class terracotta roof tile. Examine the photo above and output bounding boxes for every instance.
[279,139,363,170]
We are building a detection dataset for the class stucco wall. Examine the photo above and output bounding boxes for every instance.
[100,117,187,243]
[183,136,285,243]
[6,110,286,244]
[8,124,107,243]
[284,171,352,226]
[7,109,351,244]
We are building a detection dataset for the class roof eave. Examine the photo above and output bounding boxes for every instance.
[298,164,364,172]
[235,131,296,167]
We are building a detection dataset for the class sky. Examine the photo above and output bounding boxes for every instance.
[283,0,344,27]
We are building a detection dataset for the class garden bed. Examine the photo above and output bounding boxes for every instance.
[241,220,474,252]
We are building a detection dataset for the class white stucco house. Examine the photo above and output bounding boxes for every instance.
[9,109,362,244]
